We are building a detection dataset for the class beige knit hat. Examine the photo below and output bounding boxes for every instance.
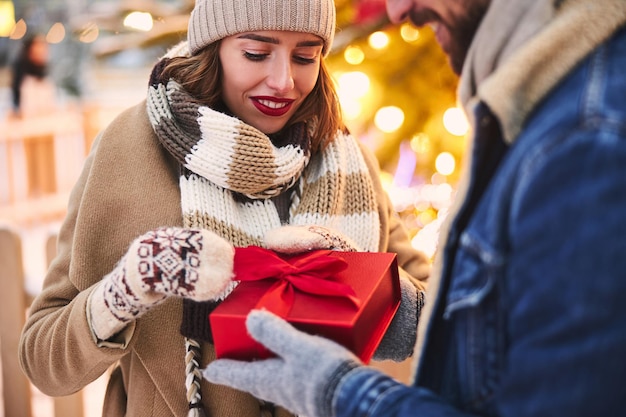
[187,0,336,56]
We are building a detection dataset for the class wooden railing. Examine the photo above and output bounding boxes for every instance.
[0,227,86,417]
[0,70,150,416]
[0,109,88,213]
[0,227,32,417]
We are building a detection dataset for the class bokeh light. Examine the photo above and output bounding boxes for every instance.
[123,11,154,32]
[78,22,99,44]
[435,152,456,176]
[9,18,27,39]
[400,23,420,43]
[368,31,390,50]
[344,45,365,65]
[375,106,405,133]
[443,107,469,136]
[46,22,66,44]
[0,1,15,37]
[336,71,370,99]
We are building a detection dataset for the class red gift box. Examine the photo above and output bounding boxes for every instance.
[210,246,401,363]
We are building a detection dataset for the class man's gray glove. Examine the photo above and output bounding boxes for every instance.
[204,309,362,417]
[88,227,236,341]
[373,275,425,362]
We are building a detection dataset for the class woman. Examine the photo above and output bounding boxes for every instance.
[19,0,430,415]
[9,34,58,196]
[10,34,53,118]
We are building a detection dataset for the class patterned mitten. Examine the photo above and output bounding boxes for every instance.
[204,310,362,417]
[89,227,236,341]
[372,275,425,362]
[264,225,361,253]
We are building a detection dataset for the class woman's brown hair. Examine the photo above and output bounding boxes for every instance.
[160,40,346,153]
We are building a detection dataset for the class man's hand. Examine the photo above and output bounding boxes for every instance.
[373,275,424,361]
[204,310,362,417]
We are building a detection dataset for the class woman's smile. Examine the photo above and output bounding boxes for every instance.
[252,96,295,117]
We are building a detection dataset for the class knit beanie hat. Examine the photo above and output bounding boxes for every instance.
[187,0,336,56]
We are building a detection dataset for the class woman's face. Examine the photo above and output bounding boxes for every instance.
[219,30,323,134]
[29,36,49,65]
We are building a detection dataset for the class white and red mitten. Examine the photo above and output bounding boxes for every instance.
[264,225,361,253]
[89,227,236,341]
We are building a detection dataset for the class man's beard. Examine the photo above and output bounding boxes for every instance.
[446,1,490,74]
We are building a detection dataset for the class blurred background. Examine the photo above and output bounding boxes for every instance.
[0,0,466,416]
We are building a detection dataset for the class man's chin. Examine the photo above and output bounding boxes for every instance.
[432,25,462,74]
[447,54,465,76]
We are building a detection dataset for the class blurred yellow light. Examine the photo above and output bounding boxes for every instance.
[337,71,370,100]
[124,11,153,31]
[344,45,365,65]
[400,23,420,43]
[411,215,443,259]
[78,22,99,43]
[417,209,437,227]
[375,106,405,133]
[443,107,469,136]
[0,1,15,37]
[435,152,456,176]
[9,18,26,39]
[368,31,389,50]
[339,97,362,120]
[379,171,394,192]
[410,133,430,154]
[433,183,453,204]
[46,22,65,44]
[431,172,447,185]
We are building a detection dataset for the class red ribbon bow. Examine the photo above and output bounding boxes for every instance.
[233,246,361,318]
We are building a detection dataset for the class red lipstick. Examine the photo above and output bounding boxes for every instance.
[252,96,294,117]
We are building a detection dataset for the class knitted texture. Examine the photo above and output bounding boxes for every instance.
[264,224,361,253]
[147,43,380,415]
[147,45,381,253]
[372,276,425,362]
[187,0,336,55]
[88,227,236,341]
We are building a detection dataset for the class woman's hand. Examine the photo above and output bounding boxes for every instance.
[88,227,235,341]
[264,225,361,253]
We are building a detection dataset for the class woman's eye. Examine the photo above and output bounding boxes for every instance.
[293,56,317,65]
[243,51,268,61]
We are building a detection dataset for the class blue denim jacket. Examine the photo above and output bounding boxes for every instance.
[334,26,626,417]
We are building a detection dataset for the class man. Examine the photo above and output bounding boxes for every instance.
[205,0,626,416]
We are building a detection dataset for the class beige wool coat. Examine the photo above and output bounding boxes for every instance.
[18,101,430,416]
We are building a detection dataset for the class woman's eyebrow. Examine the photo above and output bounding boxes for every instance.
[236,33,323,48]
[237,33,279,44]
[296,39,323,48]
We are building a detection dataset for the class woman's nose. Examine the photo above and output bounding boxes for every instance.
[266,58,295,94]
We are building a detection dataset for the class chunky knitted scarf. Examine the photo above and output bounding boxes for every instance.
[146,42,380,416]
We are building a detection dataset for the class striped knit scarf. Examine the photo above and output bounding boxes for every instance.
[146,42,380,416]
